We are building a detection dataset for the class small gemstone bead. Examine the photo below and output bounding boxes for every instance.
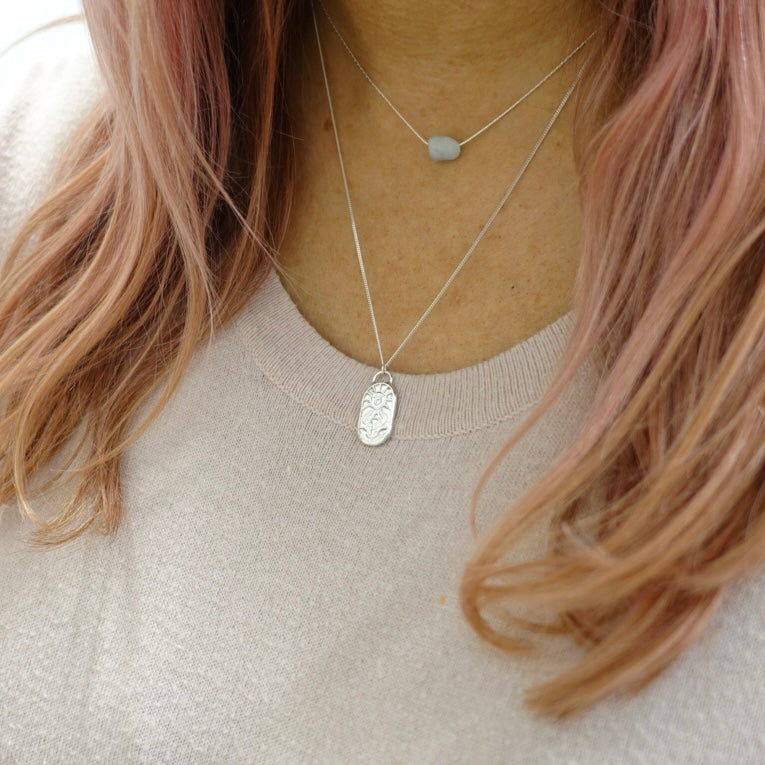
[427,136,461,161]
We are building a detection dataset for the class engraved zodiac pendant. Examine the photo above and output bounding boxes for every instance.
[357,370,397,446]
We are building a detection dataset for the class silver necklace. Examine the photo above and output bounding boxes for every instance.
[315,0,593,161]
[311,4,585,446]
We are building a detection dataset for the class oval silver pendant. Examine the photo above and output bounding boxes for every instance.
[357,380,397,446]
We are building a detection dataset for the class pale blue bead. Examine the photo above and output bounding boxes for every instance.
[427,136,461,160]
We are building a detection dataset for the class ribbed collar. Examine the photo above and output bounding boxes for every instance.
[235,269,575,440]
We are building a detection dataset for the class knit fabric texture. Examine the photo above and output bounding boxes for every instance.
[1,22,764,765]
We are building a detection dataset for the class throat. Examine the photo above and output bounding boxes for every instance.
[314,0,599,96]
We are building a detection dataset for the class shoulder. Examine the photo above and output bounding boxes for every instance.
[0,20,105,254]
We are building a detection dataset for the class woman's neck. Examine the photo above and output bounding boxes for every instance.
[315,0,599,121]
[278,0,599,373]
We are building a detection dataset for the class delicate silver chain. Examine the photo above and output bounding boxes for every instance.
[312,3,585,372]
[315,0,594,148]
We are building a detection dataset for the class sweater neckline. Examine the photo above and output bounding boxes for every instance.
[234,268,575,440]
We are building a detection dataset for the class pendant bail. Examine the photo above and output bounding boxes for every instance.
[372,368,393,385]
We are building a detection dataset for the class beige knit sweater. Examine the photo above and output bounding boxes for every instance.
[1,22,763,765]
